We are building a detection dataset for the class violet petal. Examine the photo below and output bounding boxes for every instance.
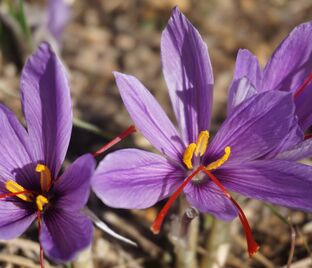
[47,0,70,42]
[263,21,312,93]
[20,43,72,178]
[54,154,95,211]
[218,160,312,211]
[227,49,262,113]
[206,91,301,163]
[114,72,184,162]
[92,149,184,209]
[227,77,258,115]
[161,7,214,144]
[0,201,36,239]
[184,181,237,221]
[41,208,93,262]
[0,105,36,189]
[275,138,312,161]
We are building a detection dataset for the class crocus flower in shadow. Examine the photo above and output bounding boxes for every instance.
[91,7,312,257]
[227,21,312,160]
[0,43,95,265]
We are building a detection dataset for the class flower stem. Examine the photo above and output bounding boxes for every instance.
[175,198,199,268]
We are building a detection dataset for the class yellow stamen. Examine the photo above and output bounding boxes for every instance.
[195,131,209,157]
[207,146,231,170]
[36,164,52,193]
[183,143,196,169]
[36,195,49,211]
[5,180,33,202]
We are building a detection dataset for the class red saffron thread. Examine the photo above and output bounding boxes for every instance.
[150,165,259,257]
[93,125,136,157]
[0,191,32,199]
[37,210,45,268]
[150,166,202,234]
[304,133,312,140]
[294,73,312,98]
[201,167,259,257]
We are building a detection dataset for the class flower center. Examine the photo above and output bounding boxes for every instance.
[3,164,52,212]
[151,131,259,257]
[182,130,231,172]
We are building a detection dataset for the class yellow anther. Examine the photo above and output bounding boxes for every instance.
[36,164,52,193]
[5,180,33,202]
[36,195,49,211]
[195,131,209,157]
[207,146,231,170]
[183,143,196,169]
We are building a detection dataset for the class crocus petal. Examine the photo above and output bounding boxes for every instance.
[232,49,262,89]
[114,72,184,162]
[20,43,72,177]
[227,77,258,115]
[217,160,312,211]
[92,149,184,209]
[0,201,36,240]
[206,91,302,163]
[264,121,303,159]
[184,181,237,221]
[263,21,312,93]
[295,84,312,130]
[54,154,95,211]
[0,105,37,189]
[275,138,312,161]
[41,208,93,262]
[161,7,213,144]
[227,49,261,114]
[47,0,70,42]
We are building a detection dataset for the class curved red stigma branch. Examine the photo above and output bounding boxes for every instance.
[150,166,202,234]
[201,168,259,257]
[150,165,259,257]
[37,210,45,268]
[93,125,136,157]
[294,73,312,98]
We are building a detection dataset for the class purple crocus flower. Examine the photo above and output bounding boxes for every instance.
[227,21,312,161]
[0,43,95,264]
[92,7,312,256]
[46,0,71,42]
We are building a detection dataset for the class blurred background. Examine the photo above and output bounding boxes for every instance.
[1,0,312,267]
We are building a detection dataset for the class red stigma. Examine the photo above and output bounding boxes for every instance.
[150,165,259,257]
[294,73,312,98]
[304,133,312,140]
[37,210,45,268]
[150,166,202,234]
[0,190,32,199]
[201,168,259,257]
[93,125,136,157]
